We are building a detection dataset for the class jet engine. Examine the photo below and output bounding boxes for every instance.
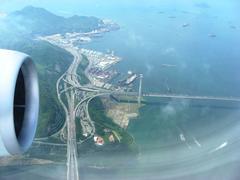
[0,49,39,156]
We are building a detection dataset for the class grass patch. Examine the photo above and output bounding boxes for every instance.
[88,97,138,153]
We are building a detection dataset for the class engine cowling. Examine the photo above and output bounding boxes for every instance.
[0,49,39,156]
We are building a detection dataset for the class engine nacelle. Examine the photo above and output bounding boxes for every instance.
[0,49,39,156]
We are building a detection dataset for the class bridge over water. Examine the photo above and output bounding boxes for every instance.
[112,91,240,103]
[114,74,240,103]
[142,93,240,102]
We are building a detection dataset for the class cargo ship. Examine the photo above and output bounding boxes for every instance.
[118,71,137,86]
[125,73,137,85]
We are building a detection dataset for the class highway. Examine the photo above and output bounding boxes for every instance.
[56,46,82,180]
[56,48,240,180]
[41,37,240,180]
[40,33,108,179]
[55,45,106,180]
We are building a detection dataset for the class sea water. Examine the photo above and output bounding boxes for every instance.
[80,1,240,179]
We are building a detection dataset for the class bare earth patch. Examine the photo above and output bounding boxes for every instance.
[102,97,140,129]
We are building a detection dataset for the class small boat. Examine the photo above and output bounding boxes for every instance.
[208,34,217,38]
[182,23,190,28]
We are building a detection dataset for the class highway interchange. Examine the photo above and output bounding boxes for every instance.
[56,46,114,180]
[38,37,240,180]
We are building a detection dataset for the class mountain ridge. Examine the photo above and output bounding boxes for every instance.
[8,6,104,35]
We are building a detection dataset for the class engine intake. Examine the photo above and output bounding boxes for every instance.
[0,49,39,156]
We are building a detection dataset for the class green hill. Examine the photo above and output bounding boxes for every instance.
[0,36,72,137]
[8,6,104,35]
[0,6,107,137]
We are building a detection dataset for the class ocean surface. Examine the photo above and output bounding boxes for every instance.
[80,1,240,180]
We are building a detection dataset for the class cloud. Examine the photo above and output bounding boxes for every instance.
[162,104,176,116]
[162,99,190,117]
[125,31,145,47]
[0,12,7,18]
[0,18,9,32]
[145,63,154,77]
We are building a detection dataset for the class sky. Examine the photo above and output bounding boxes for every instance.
[0,0,239,19]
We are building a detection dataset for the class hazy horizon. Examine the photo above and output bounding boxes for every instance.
[1,0,239,19]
